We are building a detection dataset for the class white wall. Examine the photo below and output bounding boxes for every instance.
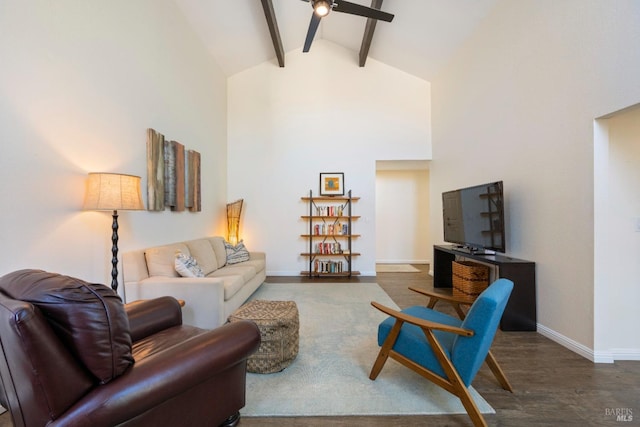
[0,0,228,295]
[375,169,430,264]
[431,0,640,359]
[594,105,640,361]
[227,40,431,276]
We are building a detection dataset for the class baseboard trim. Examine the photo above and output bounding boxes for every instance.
[593,348,640,363]
[375,259,430,264]
[537,323,640,363]
[267,271,302,277]
[267,270,377,277]
[537,323,596,362]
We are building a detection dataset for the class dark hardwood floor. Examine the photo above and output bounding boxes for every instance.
[249,266,640,427]
[2,265,637,426]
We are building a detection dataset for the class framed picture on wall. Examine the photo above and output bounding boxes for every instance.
[319,172,344,196]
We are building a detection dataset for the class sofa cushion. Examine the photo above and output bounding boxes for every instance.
[0,269,133,384]
[175,252,205,278]
[212,274,247,301]
[185,239,219,275]
[145,243,190,277]
[208,237,228,268]
[224,240,250,265]
[235,258,266,273]
[209,265,256,284]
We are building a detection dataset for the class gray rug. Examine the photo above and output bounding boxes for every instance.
[241,282,494,417]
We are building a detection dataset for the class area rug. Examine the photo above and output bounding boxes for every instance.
[241,282,494,417]
[376,263,420,273]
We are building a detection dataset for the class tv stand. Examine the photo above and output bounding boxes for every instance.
[433,245,536,331]
[452,246,494,255]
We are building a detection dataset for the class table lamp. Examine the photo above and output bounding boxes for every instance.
[226,199,244,245]
[83,173,144,291]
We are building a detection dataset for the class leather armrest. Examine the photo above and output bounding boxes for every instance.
[125,297,182,342]
[55,320,261,425]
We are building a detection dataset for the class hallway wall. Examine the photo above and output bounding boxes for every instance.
[430,0,640,359]
[375,168,430,264]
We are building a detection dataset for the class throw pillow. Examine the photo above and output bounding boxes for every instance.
[0,269,133,384]
[175,251,205,277]
[145,243,189,277]
[225,240,250,264]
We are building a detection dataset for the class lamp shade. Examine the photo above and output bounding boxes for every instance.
[83,173,144,211]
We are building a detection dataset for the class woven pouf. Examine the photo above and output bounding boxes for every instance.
[229,300,299,374]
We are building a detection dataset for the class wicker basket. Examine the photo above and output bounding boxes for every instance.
[452,260,489,302]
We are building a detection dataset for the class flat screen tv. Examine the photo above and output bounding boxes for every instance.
[442,181,505,253]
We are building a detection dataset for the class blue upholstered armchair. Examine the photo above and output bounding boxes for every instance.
[369,278,514,427]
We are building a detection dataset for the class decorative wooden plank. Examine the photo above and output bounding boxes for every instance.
[185,149,193,208]
[189,150,201,212]
[172,141,185,211]
[164,140,176,207]
[146,128,165,211]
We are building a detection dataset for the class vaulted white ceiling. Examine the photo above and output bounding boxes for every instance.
[174,0,499,81]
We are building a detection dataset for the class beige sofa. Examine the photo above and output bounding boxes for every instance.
[122,237,265,329]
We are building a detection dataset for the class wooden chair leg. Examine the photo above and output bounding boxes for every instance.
[427,297,438,309]
[427,297,466,320]
[455,381,489,427]
[452,302,467,319]
[485,350,513,392]
[422,328,488,427]
[370,320,403,380]
[369,347,389,380]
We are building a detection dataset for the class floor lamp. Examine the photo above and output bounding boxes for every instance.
[83,173,144,292]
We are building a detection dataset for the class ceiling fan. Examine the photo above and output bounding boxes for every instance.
[300,0,394,52]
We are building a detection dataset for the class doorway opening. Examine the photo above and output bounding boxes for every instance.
[593,103,640,361]
[375,160,431,266]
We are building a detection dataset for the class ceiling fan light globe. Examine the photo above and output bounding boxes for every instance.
[313,0,331,17]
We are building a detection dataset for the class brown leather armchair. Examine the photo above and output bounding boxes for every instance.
[0,269,261,427]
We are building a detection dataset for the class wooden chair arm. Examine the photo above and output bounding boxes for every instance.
[371,301,473,337]
[408,286,473,306]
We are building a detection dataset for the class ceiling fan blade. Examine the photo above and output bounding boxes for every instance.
[333,0,394,22]
[303,13,322,52]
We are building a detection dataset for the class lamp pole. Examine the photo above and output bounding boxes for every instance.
[110,210,119,291]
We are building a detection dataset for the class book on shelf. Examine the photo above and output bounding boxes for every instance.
[315,205,345,217]
[313,259,344,273]
[312,222,348,236]
[313,224,328,235]
[314,242,342,254]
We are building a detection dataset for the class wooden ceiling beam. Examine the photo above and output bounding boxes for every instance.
[359,0,384,67]
[260,0,285,67]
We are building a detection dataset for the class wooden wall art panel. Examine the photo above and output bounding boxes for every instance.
[146,128,200,212]
[173,141,185,212]
[146,128,164,211]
